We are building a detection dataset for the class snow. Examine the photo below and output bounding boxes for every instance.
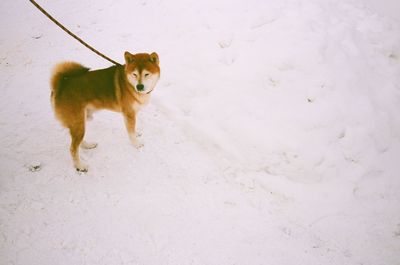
[1,0,400,264]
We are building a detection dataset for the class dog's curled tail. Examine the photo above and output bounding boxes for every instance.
[51,62,90,93]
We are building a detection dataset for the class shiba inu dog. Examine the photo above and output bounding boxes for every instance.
[51,51,160,172]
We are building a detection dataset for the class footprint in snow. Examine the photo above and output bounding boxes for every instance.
[27,162,42,172]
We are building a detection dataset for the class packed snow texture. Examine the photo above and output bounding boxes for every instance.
[1,0,400,264]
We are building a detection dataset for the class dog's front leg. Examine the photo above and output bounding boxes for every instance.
[123,110,143,149]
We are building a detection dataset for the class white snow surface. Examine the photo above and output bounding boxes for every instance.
[1,0,400,264]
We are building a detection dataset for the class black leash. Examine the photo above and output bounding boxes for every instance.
[28,0,121,66]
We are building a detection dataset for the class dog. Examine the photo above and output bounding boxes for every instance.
[51,51,160,172]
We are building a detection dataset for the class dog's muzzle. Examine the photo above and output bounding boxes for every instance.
[136,84,144,92]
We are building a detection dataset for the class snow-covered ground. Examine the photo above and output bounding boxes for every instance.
[1,0,400,264]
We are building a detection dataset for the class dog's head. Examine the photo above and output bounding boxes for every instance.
[124,52,160,95]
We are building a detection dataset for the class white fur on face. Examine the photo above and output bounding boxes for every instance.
[127,70,139,90]
[127,70,159,94]
[141,71,160,94]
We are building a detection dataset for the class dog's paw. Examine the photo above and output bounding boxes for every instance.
[130,135,144,149]
[75,163,89,173]
[132,141,144,149]
[81,141,98,149]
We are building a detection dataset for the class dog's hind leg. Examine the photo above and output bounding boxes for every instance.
[86,107,94,121]
[69,121,88,172]
[81,107,97,149]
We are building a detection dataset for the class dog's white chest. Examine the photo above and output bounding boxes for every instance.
[132,102,142,112]
[132,95,150,112]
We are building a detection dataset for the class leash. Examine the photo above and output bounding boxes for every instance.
[28,0,121,66]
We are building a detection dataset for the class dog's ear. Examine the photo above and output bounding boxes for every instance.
[150,52,159,65]
[124,51,135,64]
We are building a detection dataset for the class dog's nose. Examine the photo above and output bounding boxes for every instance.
[136,84,144,91]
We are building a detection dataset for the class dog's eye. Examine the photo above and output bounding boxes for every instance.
[133,73,138,78]
[145,73,150,77]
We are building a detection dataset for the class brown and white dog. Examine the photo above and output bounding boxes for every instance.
[51,52,160,172]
